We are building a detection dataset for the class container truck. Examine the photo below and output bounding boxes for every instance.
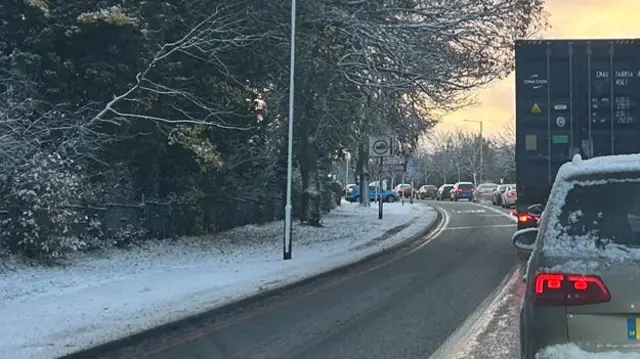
[515,39,640,229]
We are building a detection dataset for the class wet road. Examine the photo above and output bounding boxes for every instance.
[84,200,519,359]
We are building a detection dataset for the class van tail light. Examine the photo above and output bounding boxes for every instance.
[533,273,610,306]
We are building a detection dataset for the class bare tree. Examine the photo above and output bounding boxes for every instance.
[92,5,268,129]
[491,121,516,182]
[0,70,75,178]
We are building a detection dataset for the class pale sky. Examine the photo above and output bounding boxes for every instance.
[437,0,640,137]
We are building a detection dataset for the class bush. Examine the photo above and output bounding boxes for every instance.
[0,152,94,259]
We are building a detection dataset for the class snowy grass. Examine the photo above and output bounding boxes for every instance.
[0,201,437,359]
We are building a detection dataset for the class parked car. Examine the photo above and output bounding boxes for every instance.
[514,153,640,358]
[345,185,399,203]
[450,182,474,201]
[436,184,454,200]
[418,185,438,199]
[492,183,513,206]
[344,183,357,197]
[394,184,415,198]
[472,183,498,202]
[500,185,517,208]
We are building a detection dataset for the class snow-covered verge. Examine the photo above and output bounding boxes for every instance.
[0,201,437,359]
[537,344,640,358]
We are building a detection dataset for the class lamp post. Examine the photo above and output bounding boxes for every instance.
[345,151,351,194]
[463,119,483,183]
[283,0,296,260]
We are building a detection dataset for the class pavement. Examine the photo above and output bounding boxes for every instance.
[76,200,523,359]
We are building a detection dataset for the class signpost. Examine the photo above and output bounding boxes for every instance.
[369,136,395,219]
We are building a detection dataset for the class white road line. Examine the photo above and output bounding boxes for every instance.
[427,267,521,359]
[471,202,518,222]
[409,205,450,253]
[444,224,516,230]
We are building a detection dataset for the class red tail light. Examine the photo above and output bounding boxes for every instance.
[518,213,532,223]
[507,190,516,196]
[455,188,462,193]
[533,273,610,306]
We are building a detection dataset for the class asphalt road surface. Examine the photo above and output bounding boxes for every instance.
[82,200,519,359]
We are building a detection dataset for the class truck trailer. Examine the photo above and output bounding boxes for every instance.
[515,39,640,229]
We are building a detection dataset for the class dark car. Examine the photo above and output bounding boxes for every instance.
[450,182,474,201]
[472,183,498,202]
[492,184,513,206]
[418,185,438,199]
[436,184,454,200]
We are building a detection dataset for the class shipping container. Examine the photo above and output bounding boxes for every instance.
[515,39,640,228]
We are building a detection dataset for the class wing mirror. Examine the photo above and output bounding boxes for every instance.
[512,228,538,253]
[527,204,543,216]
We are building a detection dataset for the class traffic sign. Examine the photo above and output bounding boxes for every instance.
[369,136,394,157]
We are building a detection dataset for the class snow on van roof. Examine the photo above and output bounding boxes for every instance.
[556,153,640,181]
[540,153,640,270]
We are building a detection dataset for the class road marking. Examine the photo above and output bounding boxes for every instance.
[427,267,521,359]
[444,224,516,230]
[471,202,517,222]
[452,209,486,214]
[408,205,450,254]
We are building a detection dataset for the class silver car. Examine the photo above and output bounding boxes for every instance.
[500,185,517,208]
[514,154,640,357]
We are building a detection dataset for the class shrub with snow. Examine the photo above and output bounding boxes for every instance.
[0,152,93,259]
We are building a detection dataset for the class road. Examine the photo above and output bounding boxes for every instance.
[80,200,521,359]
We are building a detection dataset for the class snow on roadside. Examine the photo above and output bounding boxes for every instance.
[537,344,640,358]
[430,267,523,359]
[0,201,436,359]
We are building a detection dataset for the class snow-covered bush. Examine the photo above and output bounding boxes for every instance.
[0,152,92,259]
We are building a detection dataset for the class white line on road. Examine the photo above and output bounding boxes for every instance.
[471,202,517,222]
[408,205,450,254]
[427,267,521,359]
[444,224,516,230]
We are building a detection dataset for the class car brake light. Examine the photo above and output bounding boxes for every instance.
[518,213,532,223]
[455,188,462,193]
[533,273,610,306]
[507,190,515,196]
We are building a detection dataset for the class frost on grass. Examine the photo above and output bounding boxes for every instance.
[537,343,640,358]
[0,202,436,359]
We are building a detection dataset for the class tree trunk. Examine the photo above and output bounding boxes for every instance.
[357,140,370,207]
[306,136,322,226]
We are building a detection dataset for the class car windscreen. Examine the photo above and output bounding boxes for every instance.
[458,183,473,189]
[556,177,640,248]
[443,185,453,191]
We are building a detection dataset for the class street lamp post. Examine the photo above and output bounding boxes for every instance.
[463,119,483,183]
[345,152,350,194]
[283,0,296,260]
